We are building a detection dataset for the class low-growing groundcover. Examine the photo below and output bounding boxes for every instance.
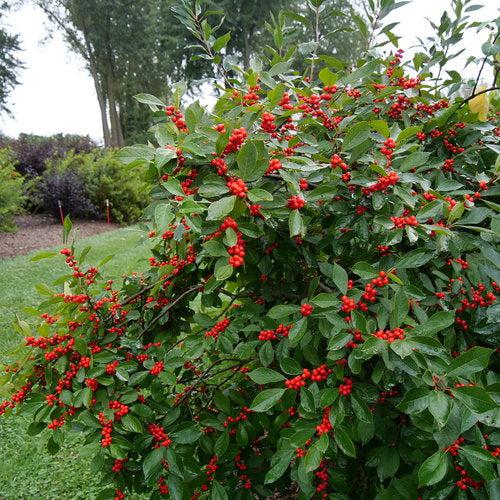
[1,1,500,499]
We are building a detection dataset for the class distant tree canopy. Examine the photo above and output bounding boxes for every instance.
[0,1,23,117]
[34,0,363,146]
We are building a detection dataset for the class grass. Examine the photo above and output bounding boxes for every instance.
[0,227,149,499]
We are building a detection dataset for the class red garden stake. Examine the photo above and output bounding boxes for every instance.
[58,200,64,225]
[106,199,111,224]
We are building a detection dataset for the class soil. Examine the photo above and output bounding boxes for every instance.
[0,214,118,259]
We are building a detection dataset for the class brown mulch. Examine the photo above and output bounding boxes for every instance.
[0,214,118,259]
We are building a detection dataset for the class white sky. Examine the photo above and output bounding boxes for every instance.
[0,0,498,141]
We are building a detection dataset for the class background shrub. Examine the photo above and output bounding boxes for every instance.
[0,133,98,177]
[39,149,149,223]
[36,169,97,220]
[0,148,24,231]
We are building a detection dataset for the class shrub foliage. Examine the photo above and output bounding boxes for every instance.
[0,133,98,177]
[0,147,24,231]
[37,150,149,223]
[1,3,500,500]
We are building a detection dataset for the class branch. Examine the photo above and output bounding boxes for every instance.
[137,284,201,339]
[444,86,500,126]
[472,32,499,96]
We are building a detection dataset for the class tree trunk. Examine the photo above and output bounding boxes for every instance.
[106,69,124,148]
[243,26,251,71]
[89,63,111,146]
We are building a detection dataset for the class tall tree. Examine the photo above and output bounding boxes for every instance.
[34,0,212,146]
[0,1,23,117]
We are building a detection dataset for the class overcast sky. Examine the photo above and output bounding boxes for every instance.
[0,0,498,142]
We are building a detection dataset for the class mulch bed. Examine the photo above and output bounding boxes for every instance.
[0,214,118,259]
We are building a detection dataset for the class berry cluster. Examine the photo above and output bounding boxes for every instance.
[315,407,332,435]
[210,157,228,176]
[205,318,230,340]
[99,412,113,447]
[224,128,247,155]
[390,215,419,228]
[261,112,277,133]
[228,231,246,268]
[285,364,332,390]
[148,423,172,447]
[109,400,129,421]
[330,154,351,183]
[287,195,306,210]
[223,406,252,428]
[150,361,165,376]
[257,323,291,341]
[374,327,406,342]
[362,171,399,195]
[265,158,282,174]
[315,460,331,498]
[380,138,396,166]
[445,436,465,456]
[300,303,314,316]
[338,377,353,396]
[164,106,187,131]
[226,177,248,198]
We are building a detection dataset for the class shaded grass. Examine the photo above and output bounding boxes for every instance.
[0,227,149,499]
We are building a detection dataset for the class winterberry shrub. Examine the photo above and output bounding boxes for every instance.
[1,3,500,500]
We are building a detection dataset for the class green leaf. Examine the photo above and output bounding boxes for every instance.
[248,368,285,384]
[31,251,57,261]
[62,215,72,244]
[268,304,298,319]
[206,196,236,221]
[396,249,434,269]
[288,318,307,347]
[351,261,378,279]
[428,391,452,427]
[167,475,184,500]
[237,141,268,181]
[250,389,285,412]
[452,386,498,414]
[401,152,431,171]
[118,144,155,165]
[390,288,408,328]
[319,67,338,86]
[418,451,448,486]
[265,450,294,483]
[343,121,371,151]
[461,445,497,480]
[212,32,231,51]
[332,263,348,294]
[397,126,422,143]
[214,431,229,456]
[171,424,202,444]
[143,447,165,482]
[134,93,165,107]
[210,481,228,500]
[155,203,174,228]
[397,388,430,414]
[289,210,304,237]
[304,437,326,472]
[446,347,493,378]
[370,120,390,137]
[334,426,356,457]
[412,311,455,336]
[120,414,144,433]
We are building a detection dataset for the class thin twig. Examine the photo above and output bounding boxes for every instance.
[137,284,201,339]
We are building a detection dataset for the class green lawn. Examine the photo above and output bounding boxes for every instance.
[0,227,149,499]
